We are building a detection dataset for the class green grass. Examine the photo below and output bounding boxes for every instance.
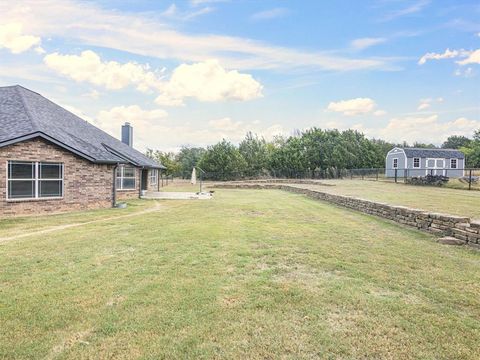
[0,200,156,240]
[300,180,480,219]
[444,177,480,191]
[1,189,480,359]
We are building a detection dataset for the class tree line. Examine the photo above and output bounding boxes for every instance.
[146,128,480,180]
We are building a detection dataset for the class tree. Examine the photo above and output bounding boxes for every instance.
[177,146,206,178]
[239,132,270,177]
[198,139,247,180]
[146,149,181,176]
[442,135,471,149]
[461,130,480,168]
[412,142,438,148]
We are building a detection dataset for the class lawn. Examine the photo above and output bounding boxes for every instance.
[296,179,480,219]
[1,189,480,359]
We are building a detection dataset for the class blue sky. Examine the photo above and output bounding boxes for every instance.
[0,0,479,151]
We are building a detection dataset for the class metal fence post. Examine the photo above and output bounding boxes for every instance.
[395,169,397,183]
[376,168,379,181]
[469,169,472,190]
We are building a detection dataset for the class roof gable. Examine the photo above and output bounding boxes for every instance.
[402,148,465,159]
[0,85,164,168]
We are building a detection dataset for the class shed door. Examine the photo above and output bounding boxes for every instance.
[426,158,445,176]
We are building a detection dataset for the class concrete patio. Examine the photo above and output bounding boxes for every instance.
[141,191,213,200]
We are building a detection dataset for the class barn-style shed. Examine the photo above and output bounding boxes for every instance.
[385,147,465,178]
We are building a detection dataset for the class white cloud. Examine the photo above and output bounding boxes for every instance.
[162,4,177,17]
[0,0,390,72]
[82,89,101,100]
[417,102,430,111]
[418,48,480,66]
[95,105,168,149]
[44,51,262,106]
[95,108,284,151]
[162,3,214,20]
[454,67,475,78]
[417,97,444,111]
[0,23,41,54]
[351,37,386,50]
[457,49,480,65]
[382,0,430,21]
[44,50,163,91]
[361,115,480,144]
[418,48,464,65]
[155,59,263,106]
[190,0,227,6]
[373,110,387,116]
[251,8,289,21]
[327,98,378,116]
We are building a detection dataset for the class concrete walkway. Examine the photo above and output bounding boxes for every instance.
[142,191,213,200]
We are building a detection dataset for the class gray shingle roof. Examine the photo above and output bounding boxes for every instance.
[403,148,465,159]
[0,85,164,168]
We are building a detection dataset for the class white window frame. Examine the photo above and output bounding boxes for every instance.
[425,158,445,176]
[150,169,158,185]
[392,158,398,169]
[450,158,457,169]
[413,157,420,168]
[6,161,64,201]
[116,166,136,191]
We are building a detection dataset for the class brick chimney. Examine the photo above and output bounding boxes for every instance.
[121,122,133,147]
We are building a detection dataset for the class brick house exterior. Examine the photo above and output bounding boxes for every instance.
[0,85,164,217]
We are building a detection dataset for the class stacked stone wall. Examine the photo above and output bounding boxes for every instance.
[214,183,478,248]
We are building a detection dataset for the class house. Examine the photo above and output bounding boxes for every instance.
[385,147,465,178]
[0,85,165,216]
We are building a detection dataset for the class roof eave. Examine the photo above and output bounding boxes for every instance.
[0,132,99,163]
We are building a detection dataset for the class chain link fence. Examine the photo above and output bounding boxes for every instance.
[182,168,480,191]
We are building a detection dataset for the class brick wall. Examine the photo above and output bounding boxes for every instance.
[0,138,116,216]
[213,183,480,249]
[116,167,140,201]
[115,168,160,200]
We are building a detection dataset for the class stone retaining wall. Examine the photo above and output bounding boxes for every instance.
[214,183,480,248]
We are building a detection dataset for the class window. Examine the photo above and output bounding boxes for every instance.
[413,158,420,168]
[150,169,158,185]
[393,158,398,169]
[116,166,136,190]
[451,158,457,169]
[7,161,63,200]
[427,159,435,168]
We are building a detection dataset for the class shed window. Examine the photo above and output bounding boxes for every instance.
[7,161,63,200]
[116,166,136,190]
[150,169,158,185]
[393,158,398,169]
[413,158,420,168]
[451,159,457,169]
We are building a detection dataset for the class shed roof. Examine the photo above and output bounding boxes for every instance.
[403,148,465,159]
[0,85,164,168]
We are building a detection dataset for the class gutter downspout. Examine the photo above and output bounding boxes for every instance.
[112,163,119,207]
[139,166,145,198]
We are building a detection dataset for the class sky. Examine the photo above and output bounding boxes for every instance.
[0,0,479,152]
